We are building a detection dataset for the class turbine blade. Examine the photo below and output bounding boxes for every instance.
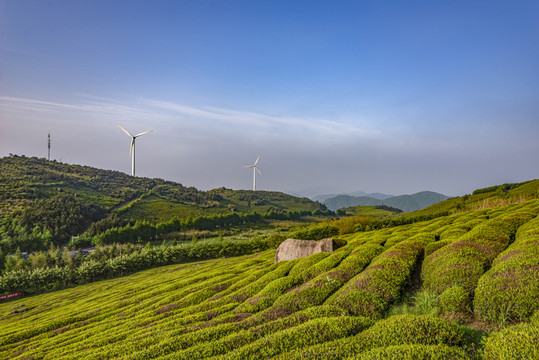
[130,139,135,157]
[254,155,260,166]
[256,167,262,176]
[135,129,153,137]
[243,165,254,168]
[118,125,134,137]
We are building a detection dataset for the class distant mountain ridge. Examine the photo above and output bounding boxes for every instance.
[324,191,450,212]
[313,191,394,203]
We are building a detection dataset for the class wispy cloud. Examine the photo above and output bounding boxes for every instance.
[0,95,381,143]
[142,98,382,141]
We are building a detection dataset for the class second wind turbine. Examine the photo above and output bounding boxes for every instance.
[244,155,262,191]
[118,125,153,177]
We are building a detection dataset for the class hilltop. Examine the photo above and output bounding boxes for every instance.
[0,155,328,252]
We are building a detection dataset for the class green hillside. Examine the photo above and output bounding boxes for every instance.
[1,198,538,359]
[0,156,327,252]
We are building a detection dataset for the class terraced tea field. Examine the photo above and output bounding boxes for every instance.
[1,200,539,359]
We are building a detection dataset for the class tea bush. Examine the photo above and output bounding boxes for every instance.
[277,315,466,359]
[474,215,539,323]
[483,322,539,360]
[351,344,473,359]
[326,239,425,318]
[220,316,372,360]
[422,210,535,295]
[439,285,471,320]
[268,244,382,315]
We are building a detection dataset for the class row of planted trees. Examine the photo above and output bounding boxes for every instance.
[72,209,326,247]
[0,238,271,295]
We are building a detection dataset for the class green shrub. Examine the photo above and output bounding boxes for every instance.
[439,285,471,321]
[424,240,450,257]
[483,322,539,360]
[326,240,424,318]
[283,315,465,359]
[221,316,372,360]
[352,344,473,359]
[474,216,539,324]
[422,211,535,296]
[288,252,330,277]
[235,253,331,314]
[290,224,340,240]
[363,315,464,347]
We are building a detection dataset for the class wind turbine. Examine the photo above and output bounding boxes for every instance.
[244,155,262,191]
[117,125,153,176]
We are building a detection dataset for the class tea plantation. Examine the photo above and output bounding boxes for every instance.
[1,200,538,359]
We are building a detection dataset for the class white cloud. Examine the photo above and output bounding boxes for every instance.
[1,95,382,144]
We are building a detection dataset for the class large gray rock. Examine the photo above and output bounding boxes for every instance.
[274,238,335,262]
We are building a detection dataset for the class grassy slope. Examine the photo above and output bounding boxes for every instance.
[0,156,324,241]
[1,199,538,359]
[118,188,322,223]
[412,179,539,217]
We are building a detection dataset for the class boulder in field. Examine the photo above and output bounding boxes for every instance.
[275,238,335,262]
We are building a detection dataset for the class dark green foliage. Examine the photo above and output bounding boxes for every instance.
[483,322,539,360]
[17,194,105,243]
[375,205,403,213]
[0,238,271,295]
[472,182,526,195]
[290,224,340,240]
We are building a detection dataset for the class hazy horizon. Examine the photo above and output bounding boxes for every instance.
[1,1,538,197]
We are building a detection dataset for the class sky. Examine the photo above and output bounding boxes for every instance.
[1,0,538,197]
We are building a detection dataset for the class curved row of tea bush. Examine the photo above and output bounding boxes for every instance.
[266,243,384,316]
[474,214,539,323]
[483,320,539,360]
[274,314,467,359]
[325,235,429,318]
[422,208,536,297]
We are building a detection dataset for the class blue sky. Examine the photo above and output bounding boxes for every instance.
[1,0,538,197]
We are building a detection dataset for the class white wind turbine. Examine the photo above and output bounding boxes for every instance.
[244,155,262,191]
[117,125,153,176]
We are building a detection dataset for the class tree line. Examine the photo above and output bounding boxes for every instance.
[0,238,272,295]
[72,209,330,248]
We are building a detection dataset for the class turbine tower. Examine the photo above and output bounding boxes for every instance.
[117,125,153,176]
[243,155,262,191]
